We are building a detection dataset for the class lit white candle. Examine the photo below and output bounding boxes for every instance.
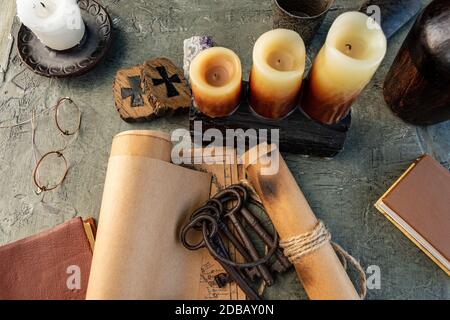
[16,0,85,51]
[249,29,306,120]
[301,12,387,124]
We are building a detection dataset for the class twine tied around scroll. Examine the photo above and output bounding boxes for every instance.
[280,220,367,299]
[238,179,367,299]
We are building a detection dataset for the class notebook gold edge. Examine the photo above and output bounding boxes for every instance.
[374,155,449,276]
[376,157,421,203]
[83,220,95,252]
[375,202,450,276]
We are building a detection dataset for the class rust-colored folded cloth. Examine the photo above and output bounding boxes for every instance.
[0,217,94,300]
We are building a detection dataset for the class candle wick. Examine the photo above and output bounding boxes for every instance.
[40,2,46,8]
[345,44,352,51]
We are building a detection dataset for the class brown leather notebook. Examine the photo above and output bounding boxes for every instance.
[0,217,95,300]
[375,155,450,275]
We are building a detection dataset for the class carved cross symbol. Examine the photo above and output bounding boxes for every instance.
[151,66,181,98]
[121,76,144,107]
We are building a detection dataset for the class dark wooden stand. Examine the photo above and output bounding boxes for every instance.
[189,82,351,158]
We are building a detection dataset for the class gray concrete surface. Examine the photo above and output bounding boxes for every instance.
[0,0,449,299]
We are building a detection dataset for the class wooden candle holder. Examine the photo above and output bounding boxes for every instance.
[189,82,351,158]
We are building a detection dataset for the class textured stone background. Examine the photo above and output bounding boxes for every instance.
[0,0,448,299]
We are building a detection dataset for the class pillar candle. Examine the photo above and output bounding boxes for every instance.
[249,29,306,120]
[16,0,85,51]
[301,12,386,125]
[190,47,242,118]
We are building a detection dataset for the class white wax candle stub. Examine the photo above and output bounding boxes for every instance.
[34,1,56,19]
[16,0,86,51]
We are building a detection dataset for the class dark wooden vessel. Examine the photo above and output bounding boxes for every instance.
[383,0,450,125]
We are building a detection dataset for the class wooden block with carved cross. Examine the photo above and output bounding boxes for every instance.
[113,65,154,122]
[142,57,192,116]
[113,58,191,122]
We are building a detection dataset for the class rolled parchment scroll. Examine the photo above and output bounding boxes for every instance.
[243,143,359,300]
[86,131,212,299]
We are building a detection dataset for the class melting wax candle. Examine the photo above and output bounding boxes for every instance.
[190,47,242,118]
[249,29,306,120]
[301,12,386,124]
[16,0,85,51]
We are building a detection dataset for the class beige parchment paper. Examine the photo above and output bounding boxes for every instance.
[86,131,212,299]
[191,147,246,300]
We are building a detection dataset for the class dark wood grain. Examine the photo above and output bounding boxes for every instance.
[113,65,155,122]
[114,58,192,123]
[383,0,450,125]
[190,82,351,158]
[142,58,192,116]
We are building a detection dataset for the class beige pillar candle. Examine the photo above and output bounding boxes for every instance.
[243,143,360,300]
[249,29,306,120]
[301,12,386,124]
[190,47,242,118]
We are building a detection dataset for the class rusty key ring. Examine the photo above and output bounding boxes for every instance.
[213,189,243,217]
[189,205,221,231]
[206,199,223,214]
[202,229,278,269]
[180,214,218,250]
[229,184,248,201]
[182,183,281,269]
